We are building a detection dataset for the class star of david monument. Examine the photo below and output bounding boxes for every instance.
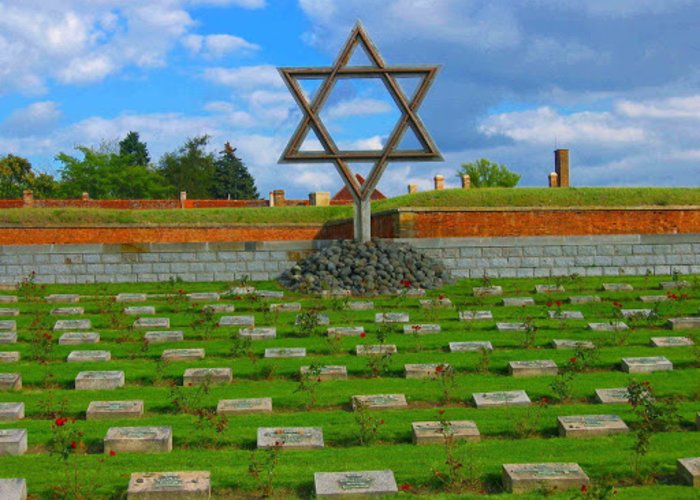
[278,22,442,242]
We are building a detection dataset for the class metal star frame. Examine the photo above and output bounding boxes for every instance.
[278,22,442,240]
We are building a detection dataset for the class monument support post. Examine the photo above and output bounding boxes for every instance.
[352,195,371,243]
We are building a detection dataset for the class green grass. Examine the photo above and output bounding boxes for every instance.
[0,274,699,498]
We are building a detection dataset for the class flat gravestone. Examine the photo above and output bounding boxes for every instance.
[54,319,91,331]
[295,313,330,326]
[449,341,493,352]
[402,324,440,334]
[188,292,220,302]
[502,297,535,307]
[0,373,21,390]
[0,321,16,332]
[217,398,272,415]
[496,322,528,332]
[124,306,156,316]
[473,286,502,296]
[265,348,306,358]
[239,327,276,340]
[552,339,595,350]
[320,289,351,299]
[509,360,558,377]
[202,304,234,314]
[255,290,284,299]
[557,414,629,437]
[352,394,407,410]
[228,286,255,295]
[315,470,398,497]
[651,336,694,347]
[104,426,172,454]
[677,457,700,487]
[667,318,700,330]
[535,284,565,293]
[257,427,323,450]
[0,332,16,344]
[473,390,530,408]
[0,478,26,500]
[116,293,147,303]
[375,312,409,323]
[46,294,80,303]
[0,309,19,317]
[67,350,111,362]
[412,420,480,445]
[133,317,170,329]
[640,295,668,303]
[420,297,453,308]
[183,368,232,386]
[459,310,493,321]
[327,326,364,337]
[548,310,584,320]
[0,296,17,304]
[218,315,254,327]
[300,365,347,381]
[145,331,184,344]
[588,322,628,332]
[50,307,84,316]
[161,348,204,361]
[355,344,397,356]
[346,301,374,311]
[75,370,124,390]
[404,288,426,297]
[127,471,210,499]
[622,356,672,373]
[502,463,589,494]
[569,296,601,304]
[59,332,99,345]
[87,400,144,420]
[0,352,20,363]
[594,388,630,404]
[270,302,301,313]
[405,363,450,379]
[0,402,24,422]
[621,308,653,318]
[660,280,689,290]
[0,429,27,455]
[602,283,633,291]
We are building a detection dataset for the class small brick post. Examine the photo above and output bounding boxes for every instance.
[554,149,570,187]
[549,172,559,188]
[179,191,187,209]
[22,189,33,208]
[434,175,444,190]
[272,189,286,207]
[309,192,330,206]
[407,183,418,194]
[461,175,471,189]
[81,192,90,201]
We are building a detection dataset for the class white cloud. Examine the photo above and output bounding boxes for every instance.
[204,65,283,90]
[0,101,62,137]
[182,34,259,58]
[616,95,700,119]
[187,0,267,8]
[326,98,393,119]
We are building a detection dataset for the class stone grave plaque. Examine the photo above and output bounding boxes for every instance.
[257,427,323,450]
[202,304,234,314]
[127,471,211,499]
[265,348,306,358]
[352,394,407,410]
[0,296,17,304]
[346,301,374,311]
[59,332,100,345]
[502,463,589,494]
[294,313,330,326]
[412,420,480,445]
[228,286,256,295]
[502,297,535,307]
[0,373,21,390]
[314,470,398,497]
[620,308,653,318]
[124,306,156,316]
[622,356,673,373]
[602,283,633,291]
[0,309,19,317]
[144,331,184,344]
[183,368,232,386]
[459,310,493,321]
[404,363,450,379]
[473,286,503,296]
[639,295,668,303]
[420,297,453,308]
[651,336,694,347]
[667,317,700,330]
[449,341,493,352]
[0,402,24,422]
[402,323,441,334]
[355,344,397,356]
[218,315,254,327]
[547,310,584,320]
[255,290,284,299]
[0,429,27,455]
[0,478,26,500]
[327,326,364,337]
[239,327,276,340]
[535,284,565,293]
[594,388,630,404]
[270,302,301,312]
[552,339,595,350]
[300,365,347,381]
[496,322,528,332]
[75,370,125,390]
[569,295,601,304]
[54,319,91,331]
[67,350,111,362]
[509,360,558,377]
[0,321,16,332]
[217,398,272,415]
[161,348,204,361]
[46,294,80,303]
[473,390,530,408]
[188,292,220,302]
[116,293,147,303]
[133,317,170,329]
[320,289,351,299]
[660,280,690,290]
[375,312,409,323]
[104,426,172,454]
[87,400,144,420]
[0,332,17,344]
[50,307,84,316]
[0,352,20,362]
[677,457,700,487]
[557,414,629,437]
[588,322,628,332]
[403,288,426,297]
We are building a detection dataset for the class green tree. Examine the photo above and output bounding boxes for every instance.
[213,142,259,200]
[0,154,34,198]
[119,131,151,166]
[158,135,216,199]
[456,158,521,188]
[32,172,60,199]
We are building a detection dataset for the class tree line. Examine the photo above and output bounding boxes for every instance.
[0,132,259,200]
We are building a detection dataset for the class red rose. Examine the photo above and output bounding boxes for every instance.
[379,419,385,425]
[556,300,562,307]
[399,483,411,491]
[360,332,367,338]
[546,301,553,307]
[70,441,77,449]
[435,365,445,373]
[570,357,577,364]
[55,417,66,427]
[109,450,116,456]
[581,484,587,493]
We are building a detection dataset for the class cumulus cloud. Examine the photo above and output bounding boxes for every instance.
[326,98,393,119]
[182,34,259,58]
[0,101,62,137]
[204,65,284,90]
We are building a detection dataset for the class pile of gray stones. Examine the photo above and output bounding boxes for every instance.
[278,239,451,296]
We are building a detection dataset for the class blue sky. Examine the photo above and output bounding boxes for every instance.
[1,0,699,198]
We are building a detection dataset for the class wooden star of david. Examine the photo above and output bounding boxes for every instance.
[278,22,442,201]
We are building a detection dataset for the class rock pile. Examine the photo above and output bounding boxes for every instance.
[279,240,450,295]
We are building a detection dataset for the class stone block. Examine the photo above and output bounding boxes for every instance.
[620,308,653,318]
[188,293,220,302]
[639,295,668,303]
[294,313,329,326]
[0,402,24,422]
[651,336,694,347]
[496,322,528,332]
[677,458,700,488]
[46,294,80,303]
[557,414,629,437]
[660,280,690,290]
[412,420,479,445]
[0,352,20,363]
[87,400,144,420]
[449,341,493,352]
[352,394,407,410]
[588,322,628,332]
[133,317,170,329]
[161,349,204,361]
[183,368,232,386]
[270,302,301,313]
[355,344,397,356]
[0,333,17,344]
[508,360,558,377]
[327,327,365,337]
[300,365,347,381]
[0,429,27,455]
[375,312,409,323]
[404,363,450,379]
[621,356,673,373]
[552,339,595,350]
[314,470,397,497]
[402,324,441,334]
[145,331,184,344]
[59,332,100,345]
[594,388,630,404]
[50,307,84,316]
[116,293,147,303]
[218,316,254,327]
[202,304,234,314]
[75,370,124,390]
[535,284,564,293]
[257,427,323,450]
[502,463,589,494]
[602,283,633,291]
[473,286,503,297]
[472,390,530,408]
[104,426,172,454]
[265,348,306,358]
[0,478,26,500]
[0,309,19,317]
[0,296,17,304]
[459,310,492,321]
[667,317,700,330]
[239,327,276,340]
[127,471,210,499]
[67,350,111,362]
[0,321,16,332]
[0,373,21,390]
[502,297,534,307]
[54,319,91,331]
[124,306,156,316]
[217,398,272,415]
[548,310,584,320]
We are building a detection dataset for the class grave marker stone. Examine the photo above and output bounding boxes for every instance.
[0,478,26,500]
[202,304,234,314]
[502,463,589,494]
[0,352,20,362]
[257,427,323,450]
[218,315,254,327]
[622,356,673,373]
[54,319,91,331]
[667,318,700,330]
[620,308,653,318]
[270,302,301,312]
[552,339,595,350]
[327,326,364,337]
[124,306,156,316]
[569,296,601,304]
[320,289,351,299]
[104,426,172,454]
[0,296,17,304]
[412,420,480,445]
[508,360,558,377]
[87,400,144,420]
[295,313,330,326]
[0,429,27,455]
[133,317,170,329]
[161,348,204,361]
[473,390,530,408]
[0,373,21,390]
[183,368,232,386]
[404,363,450,379]
[639,295,668,303]
[116,293,147,303]
[459,310,493,321]
[58,332,99,345]
[217,398,272,415]
[602,283,633,291]
[588,322,628,331]
[127,471,211,499]
[660,280,689,290]
[188,292,220,302]
[355,344,397,356]
[0,309,19,317]
[46,294,80,303]
[473,286,502,296]
[420,297,453,308]
[67,350,111,362]
[352,394,407,410]
[651,336,694,347]
[75,370,124,390]
[677,457,700,487]
[449,341,493,352]
[144,331,184,344]
[375,312,409,323]
[239,327,276,340]
[0,321,16,332]
[0,402,23,422]
[502,298,534,307]
[50,307,84,316]
[314,470,398,497]
[557,414,629,437]
[346,301,374,311]
[595,388,630,404]
[228,286,255,295]
[265,348,306,358]
[496,322,528,332]
[402,324,441,334]
[255,290,284,299]
[300,365,347,381]
[535,284,565,293]
[547,310,584,320]
[0,332,16,344]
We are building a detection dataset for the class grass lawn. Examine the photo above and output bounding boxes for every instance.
[0,274,698,498]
